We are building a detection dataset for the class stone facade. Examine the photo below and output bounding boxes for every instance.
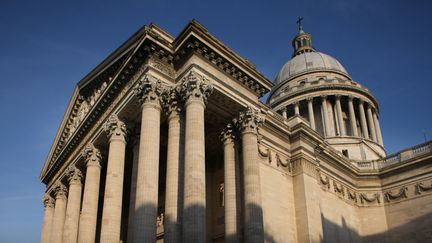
[39,20,432,243]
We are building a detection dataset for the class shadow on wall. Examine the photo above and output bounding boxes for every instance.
[320,212,432,243]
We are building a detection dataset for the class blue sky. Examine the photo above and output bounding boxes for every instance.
[0,0,431,242]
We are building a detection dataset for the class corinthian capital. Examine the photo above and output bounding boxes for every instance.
[43,194,55,208]
[219,123,236,144]
[81,143,102,167]
[164,87,182,117]
[66,166,83,185]
[134,74,164,105]
[103,114,127,140]
[233,106,264,134]
[53,183,68,199]
[177,71,213,104]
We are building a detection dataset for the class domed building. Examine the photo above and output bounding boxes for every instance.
[39,20,432,243]
[268,26,385,161]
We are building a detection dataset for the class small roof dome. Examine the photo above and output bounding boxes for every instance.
[275,51,350,85]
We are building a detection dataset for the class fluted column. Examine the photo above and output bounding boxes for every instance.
[78,143,102,243]
[164,89,183,243]
[50,183,68,243]
[335,95,346,136]
[180,71,213,243]
[281,107,287,119]
[321,96,331,137]
[132,75,163,242]
[358,100,369,139]
[235,107,264,243]
[40,195,55,243]
[220,124,239,243]
[100,114,127,243]
[348,96,359,137]
[307,97,316,130]
[126,130,140,242]
[63,167,83,243]
[373,111,384,146]
[366,104,377,142]
[294,102,300,115]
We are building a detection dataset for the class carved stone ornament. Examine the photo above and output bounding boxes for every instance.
[359,193,381,204]
[164,87,182,117]
[177,71,213,104]
[219,123,235,144]
[66,166,83,185]
[347,190,357,202]
[275,153,290,169]
[81,143,102,167]
[319,172,331,189]
[53,183,68,199]
[384,186,408,202]
[415,181,432,195]
[43,194,55,208]
[103,114,127,140]
[233,106,264,134]
[133,74,164,105]
[258,146,271,163]
[333,181,345,196]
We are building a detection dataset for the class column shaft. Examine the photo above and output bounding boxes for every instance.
[359,101,369,139]
[373,111,384,145]
[307,98,316,130]
[222,130,239,243]
[335,96,346,136]
[63,170,83,243]
[348,97,359,137]
[40,197,55,243]
[366,105,378,142]
[126,134,140,242]
[164,111,183,243]
[50,185,67,243]
[281,108,287,119]
[294,102,300,115]
[100,115,127,243]
[321,96,331,137]
[182,99,207,243]
[132,102,161,242]
[78,145,101,243]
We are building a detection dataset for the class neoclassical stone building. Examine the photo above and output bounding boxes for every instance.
[39,20,432,243]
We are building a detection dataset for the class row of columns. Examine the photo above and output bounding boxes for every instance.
[41,71,266,243]
[279,95,383,146]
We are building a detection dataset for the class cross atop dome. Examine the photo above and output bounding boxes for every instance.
[292,18,315,57]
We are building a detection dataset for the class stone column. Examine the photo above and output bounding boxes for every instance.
[40,195,55,243]
[294,102,300,115]
[50,183,68,243]
[335,95,346,136]
[220,124,239,243]
[281,107,287,119]
[366,104,378,142]
[307,97,316,130]
[78,143,102,243]
[164,89,183,243]
[348,96,359,137]
[179,71,213,243]
[62,167,83,243]
[235,107,264,243]
[126,129,140,242]
[321,96,331,137]
[358,100,369,139]
[132,75,163,242]
[373,111,384,146]
[100,114,127,243]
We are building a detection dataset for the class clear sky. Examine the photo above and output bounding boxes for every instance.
[0,0,431,242]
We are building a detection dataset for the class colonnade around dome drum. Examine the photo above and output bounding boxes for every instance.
[276,94,384,146]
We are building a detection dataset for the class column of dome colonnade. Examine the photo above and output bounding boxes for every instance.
[220,123,239,243]
[100,114,128,243]
[78,143,102,243]
[62,167,83,243]
[276,95,383,146]
[40,195,55,243]
[179,71,213,242]
[131,75,164,242]
[234,107,265,243]
[49,183,68,243]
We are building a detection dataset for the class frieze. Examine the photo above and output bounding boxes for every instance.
[275,153,291,170]
[359,193,381,204]
[333,180,345,196]
[384,186,408,202]
[415,181,432,195]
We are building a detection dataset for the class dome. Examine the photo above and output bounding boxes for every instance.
[275,51,350,85]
